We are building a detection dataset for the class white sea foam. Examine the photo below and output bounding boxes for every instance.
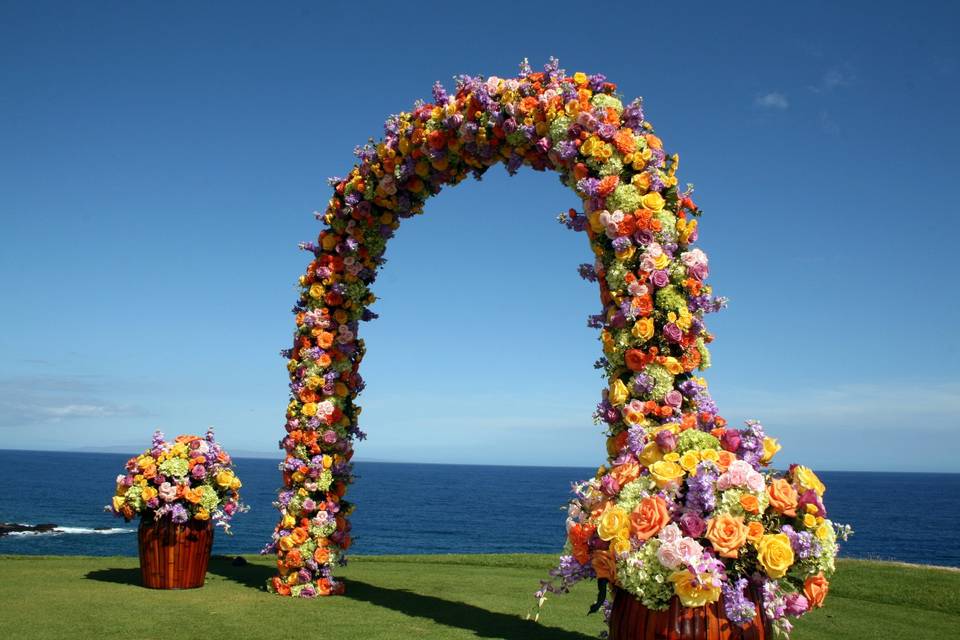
[6,526,134,537]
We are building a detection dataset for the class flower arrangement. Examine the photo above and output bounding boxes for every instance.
[108,429,247,533]
[271,57,849,619]
[538,424,851,636]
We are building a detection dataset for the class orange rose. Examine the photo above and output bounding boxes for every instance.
[629,496,670,540]
[716,450,734,472]
[740,494,760,514]
[284,550,303,568]
[625,349,646,371]
[804,573,829,608]
[767,479,799,517]
[569,523,595,566]
[611,461,640,487]
[290,527,309,545]
[746,520,764,543]
[591,549,618,582]
[705,514,748,558]
[184,487,203,504]
[313,547,330,564]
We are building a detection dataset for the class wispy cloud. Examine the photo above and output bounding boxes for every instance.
[754,92,790,110]
[720,382,960,427]
[0,374,146,428]
[808,63,856,93]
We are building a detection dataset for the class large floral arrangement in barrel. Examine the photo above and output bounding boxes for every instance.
[108,429,246,533]
[268,58,849,616]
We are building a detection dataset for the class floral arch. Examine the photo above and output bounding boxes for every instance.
[265,60,838,630]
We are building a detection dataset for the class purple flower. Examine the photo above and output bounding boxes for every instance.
[651,270,670,288]
[663,323,683,342]
[600,475,620,496]
[191,465,206,480]
[720,430,741,452]
[655,429,677,452]
[722,578,757,626]
[784,593,809,616]
[626,425,646,455]
[170,503,188,524]
[685,466,718,514]
[679,511,706,538]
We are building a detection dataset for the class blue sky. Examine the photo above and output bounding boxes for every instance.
[1,1,957,472]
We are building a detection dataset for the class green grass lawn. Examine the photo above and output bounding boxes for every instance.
[0,554,956,639]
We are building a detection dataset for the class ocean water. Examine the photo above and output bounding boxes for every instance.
[0,450,957,567]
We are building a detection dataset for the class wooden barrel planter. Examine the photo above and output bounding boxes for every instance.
[609,587,771,640]
[138,517,214,589]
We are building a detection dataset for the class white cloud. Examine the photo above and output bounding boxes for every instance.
[0,374,145,427]
[809,64,856,93]
[754,92,789,110]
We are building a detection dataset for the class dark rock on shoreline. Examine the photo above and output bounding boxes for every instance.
[0,523,58,537]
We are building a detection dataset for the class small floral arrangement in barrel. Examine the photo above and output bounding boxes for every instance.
[539,420,852,636]
[108,429,247,532]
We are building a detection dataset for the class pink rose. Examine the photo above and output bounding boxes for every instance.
[657,543,684,569]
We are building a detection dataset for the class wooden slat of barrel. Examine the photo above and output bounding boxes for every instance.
[138,517,213,589]
[609,587,770,640]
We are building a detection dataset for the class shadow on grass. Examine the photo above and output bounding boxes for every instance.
[206,555,273,590]
[85,567,141,585]
[205,558,596,639]
[345,579,597,640]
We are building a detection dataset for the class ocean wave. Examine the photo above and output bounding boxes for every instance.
[5,526,134,537]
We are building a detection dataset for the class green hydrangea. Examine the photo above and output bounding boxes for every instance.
[591,94,624,113]
[606,184,642,212]
[605,261,628,291]
[124,485,144,511]
[549,115,571,142]
[696,338,711,370]
[199,485,220,511]
[317,469,334,492]
[645,363,674,401]
[599,156,624,177]
[505,130,527,147]
[309,520,337,539]
[158,457,189,479]
[675,429,720,455]
[655,285,686,314]
[616,540,673,610]
[615,476,657,513]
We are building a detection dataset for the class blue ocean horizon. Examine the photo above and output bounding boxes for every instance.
[1,450,957,568]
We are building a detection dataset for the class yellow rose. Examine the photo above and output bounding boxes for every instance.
[663,357,683,375]
[278,535,295,551]
[700,449,720,465]
[641,192,665,211]
[141,486,158,501]
[669,571,721,607]
[608,379,629,406]
[639,441,664,467]
[654,253,670,270]
[588,211,605,233]
[610,535,632,556]
[195,507,210,521]
[230,478,242,490]
[597,506,630,541]
[760,437,781,465]
[216,470,235,488]
[308,283,324,299]
[281,514,296,529]
[679,450,701,473]
[649,460,685,488]
[757,533,795,579]
[794,466,826,496]
[322,454,333,469]
[631,318,654,342]
[663,452,681,463]
[305,375,322,390]
[301,402,318,416]
[112,496,126,511]
[803,513,817,528]
[815,522,834,542]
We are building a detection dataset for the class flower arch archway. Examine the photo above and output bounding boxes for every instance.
[268,58,725,597]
